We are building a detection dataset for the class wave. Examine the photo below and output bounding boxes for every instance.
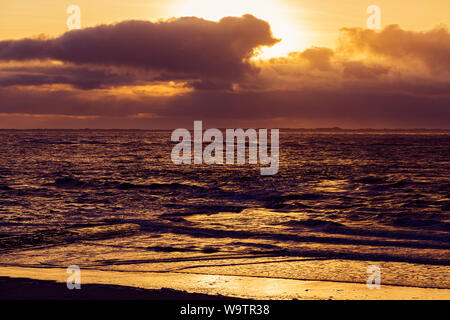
[283,219,345,231]
[116,182,205,191]
[0,184,12,191]
[161,204,247,216]
[391,217,450,232]
[0,223,140,251]
[355,175,386,184]
[49,176,208,192]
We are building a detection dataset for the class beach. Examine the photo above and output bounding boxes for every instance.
[1,266,449,300]
[0,224,449,300]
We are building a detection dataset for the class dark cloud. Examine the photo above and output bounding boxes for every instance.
[0,65,143,89]
[0,15,279,81]
[187,79,234,91]
[1,81,449,129]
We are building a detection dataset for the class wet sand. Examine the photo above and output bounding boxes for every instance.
[0,266,449,300]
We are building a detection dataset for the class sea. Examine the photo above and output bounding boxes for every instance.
[0,130,449,289]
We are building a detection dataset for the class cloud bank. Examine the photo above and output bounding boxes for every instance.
[0,15,278,81]
[0,16,449,128]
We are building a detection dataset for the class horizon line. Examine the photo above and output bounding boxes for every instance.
[1,127,450,131]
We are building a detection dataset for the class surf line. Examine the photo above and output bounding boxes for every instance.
[171,121,279,175]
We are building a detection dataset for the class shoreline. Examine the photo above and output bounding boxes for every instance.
[1,266,449,300]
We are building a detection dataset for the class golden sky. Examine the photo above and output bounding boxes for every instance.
[1,0,449,56]
[0,1,449,129]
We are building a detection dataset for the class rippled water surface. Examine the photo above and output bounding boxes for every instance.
[0,130,449,287]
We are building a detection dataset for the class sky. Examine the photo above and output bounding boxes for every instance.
[0,0,449,129]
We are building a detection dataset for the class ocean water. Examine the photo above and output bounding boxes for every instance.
[0,130,449,288]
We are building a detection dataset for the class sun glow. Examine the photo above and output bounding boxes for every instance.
[173,0,310,59]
